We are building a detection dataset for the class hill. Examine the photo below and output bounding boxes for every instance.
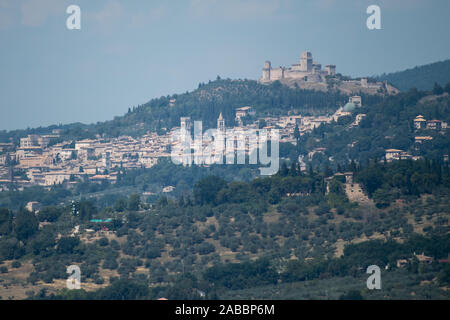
[84,79,349,138]
[2,60,449,143]
[1,73,450,300]
[0,161,449,300]
[376,59,450,91]
[299,88,450,172]
[0,79,349,143]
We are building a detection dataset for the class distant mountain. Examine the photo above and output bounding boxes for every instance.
[376,59,450,91]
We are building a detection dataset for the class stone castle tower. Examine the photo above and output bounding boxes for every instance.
[260,51,336,83]
[299,51,313,72]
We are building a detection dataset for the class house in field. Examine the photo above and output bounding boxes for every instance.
[396,259,408,268]
[349,95,362,107]
[26,201,41,213]
[414,136,433,144]
[235,106,256,118]
[385,149,402,161]
[426,119,442,130]
[414,252,433,264]
[162,186,175,193]
[235,106,256,126]
[414,115,445,131]
[414,115,427,129]
[414,136,433,150]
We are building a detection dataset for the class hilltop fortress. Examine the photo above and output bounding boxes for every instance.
[260,51,335,83]
[260,51,399,95]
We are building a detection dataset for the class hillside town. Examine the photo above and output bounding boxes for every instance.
[0,131,171,190]
[0,95,448,191]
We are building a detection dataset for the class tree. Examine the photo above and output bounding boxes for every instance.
[197,242,215,255]
[30,229,56,255]
[98,237,109,247]
[114,198,127,212]
[290,161,298,176]
[193,176,227,205]
[294,124,300,142]
[324,165,333,177]
[279,162,289,177]
[444,82,450,94]
[103,257,118,270]
[128,194,141,211]
[145,247,162,259]
[339,290,364,300]
[258,119,267,129]
[433,82,444,95]
[372,188,392,208]
[438,264,450,285]
[15,210,38,241]
[96,279,150,300]
[57,237,80,254]
[78,201,97,221]
[0,208,12,236]
[0,238,23,260]
[38,206,62,222]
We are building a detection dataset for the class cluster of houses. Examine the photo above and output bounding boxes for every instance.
[0,131,172,190]
[414,115,446,131]
[272,95,365,144]
[396,252,450,268]
[0,95,372,191]
[413,115,448,147]
[385,115,448,162]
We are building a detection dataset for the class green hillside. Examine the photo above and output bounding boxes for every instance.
[376,59,450,91]
[88,79,350,138]
[0,79,349,143]
[1,64,450,301]
[1,160,449,300]
[2,60,450,144]
[300,87,450,172]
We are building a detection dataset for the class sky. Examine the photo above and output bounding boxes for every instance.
[0,0,449,131]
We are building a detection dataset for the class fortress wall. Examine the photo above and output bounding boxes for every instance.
[262,69,270,80]
[284,70,307,80]
[270,68,284,80]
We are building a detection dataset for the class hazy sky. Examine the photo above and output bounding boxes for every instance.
[1,0,449,131]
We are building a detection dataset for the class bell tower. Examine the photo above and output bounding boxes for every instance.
[217,113,225,133]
